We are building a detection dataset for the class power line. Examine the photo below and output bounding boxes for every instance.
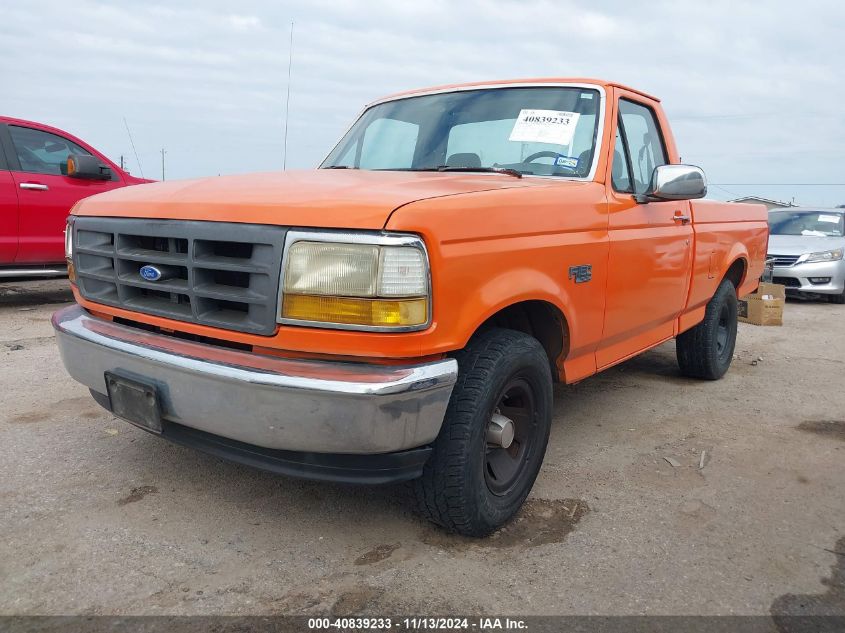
[710,184,740,197]
[123,117,144,179]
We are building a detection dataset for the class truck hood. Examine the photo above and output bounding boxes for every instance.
[767,234,845,255]
[75,169,546,229]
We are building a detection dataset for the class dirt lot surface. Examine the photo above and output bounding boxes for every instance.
[1,278,843,616]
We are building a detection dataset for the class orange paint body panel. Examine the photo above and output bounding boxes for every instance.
[69,78,768,384]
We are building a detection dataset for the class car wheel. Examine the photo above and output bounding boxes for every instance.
[676,279,738,380]
[412,328,553,536]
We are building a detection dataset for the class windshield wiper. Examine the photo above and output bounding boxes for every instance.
[407,165,523,178]
[322,165,357,169]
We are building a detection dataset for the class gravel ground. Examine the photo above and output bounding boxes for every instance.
[1,278,843,616]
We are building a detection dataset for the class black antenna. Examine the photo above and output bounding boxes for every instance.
[123,117,144,179]
[283,21,294,170]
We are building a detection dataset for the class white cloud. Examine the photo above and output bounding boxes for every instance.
[1,0,843,205]
[227,14,262,31]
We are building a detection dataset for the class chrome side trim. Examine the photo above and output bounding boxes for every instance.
[0,267,67,278]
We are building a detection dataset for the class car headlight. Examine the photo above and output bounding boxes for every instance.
[65,215,76,282]
[803,248,844,264]
[279,231,430,331]
[64,216,74,259]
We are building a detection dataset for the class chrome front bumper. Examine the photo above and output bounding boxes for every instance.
[52,305,457,455]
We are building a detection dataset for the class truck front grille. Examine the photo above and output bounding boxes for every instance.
[73,218,287,335]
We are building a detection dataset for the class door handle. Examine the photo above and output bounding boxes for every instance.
[673,212,691,225]
[20,183,49,191]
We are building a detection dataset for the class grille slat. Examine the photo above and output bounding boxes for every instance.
[193,284,267,304]
[76,245,116,257]
[73,218,287,336]
[116,275,190,294]
[77,269,116,283]
[769,254,801,267]
[191,256,270,274]
[115,248,189,265]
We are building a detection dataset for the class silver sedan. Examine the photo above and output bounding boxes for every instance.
[768,208,845,303]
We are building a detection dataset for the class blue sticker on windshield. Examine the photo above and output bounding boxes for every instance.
[554,155,579,169]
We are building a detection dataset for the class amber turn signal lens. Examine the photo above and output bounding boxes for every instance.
[282,295,427,328]
[67,260,76,283]
[67,156,76,176]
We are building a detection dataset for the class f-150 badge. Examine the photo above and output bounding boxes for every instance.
[568,265,592,283]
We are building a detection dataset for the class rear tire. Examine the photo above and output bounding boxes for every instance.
[676,279,738,380]
[412,328,553,537]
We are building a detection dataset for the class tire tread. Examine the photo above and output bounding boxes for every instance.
[676,279,737,380]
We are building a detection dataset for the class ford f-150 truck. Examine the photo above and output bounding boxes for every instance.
[1,116,150,277]
[53,79,768,536]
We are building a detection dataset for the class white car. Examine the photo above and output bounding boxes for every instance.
[768,208,845,303]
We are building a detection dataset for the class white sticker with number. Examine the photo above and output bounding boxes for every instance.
[509,109,580,145]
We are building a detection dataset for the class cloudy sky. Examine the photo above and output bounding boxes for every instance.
[3,0,844,206]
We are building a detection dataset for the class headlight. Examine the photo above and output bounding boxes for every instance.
[64,216,74,259]
[803,248,844,264]
[65,216,76,283]
[279,232,430,331]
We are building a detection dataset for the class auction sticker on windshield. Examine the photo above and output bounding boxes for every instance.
[509,109,580,145]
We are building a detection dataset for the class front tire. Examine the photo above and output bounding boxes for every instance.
[676,279,738,380]
[412,328,553,536]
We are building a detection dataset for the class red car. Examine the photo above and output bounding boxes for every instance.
[0,116,150,277]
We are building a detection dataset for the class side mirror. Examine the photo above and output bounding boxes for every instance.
[635,164,707,203]
[67,154,111,180]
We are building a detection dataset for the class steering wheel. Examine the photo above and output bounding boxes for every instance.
[522,150,563,163]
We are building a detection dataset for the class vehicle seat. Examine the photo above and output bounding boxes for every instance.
[446,152,482,168]
[611,150,630,191]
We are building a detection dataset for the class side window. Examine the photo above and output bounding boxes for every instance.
[359,118,418,169]
[611,129,631,192]
[8,125,91,176]
[617,100,667,195]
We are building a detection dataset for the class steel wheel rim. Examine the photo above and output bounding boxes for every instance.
[716,303,731,358]
[484,377,538,496]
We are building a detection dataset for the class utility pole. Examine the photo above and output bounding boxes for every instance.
[161,148,166,181]
[283,21,294,170]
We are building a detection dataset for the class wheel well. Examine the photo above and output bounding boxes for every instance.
[724,258,747,291]
[475,301,568,380]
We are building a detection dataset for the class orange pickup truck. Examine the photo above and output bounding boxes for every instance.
[54,78,768,535]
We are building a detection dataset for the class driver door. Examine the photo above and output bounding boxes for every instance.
[595,97,694,368]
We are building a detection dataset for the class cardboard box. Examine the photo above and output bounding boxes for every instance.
[738,282,785,326]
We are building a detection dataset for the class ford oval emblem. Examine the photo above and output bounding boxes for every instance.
[139,265,162,281]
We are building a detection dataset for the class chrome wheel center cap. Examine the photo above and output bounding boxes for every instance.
[487,412,515,449]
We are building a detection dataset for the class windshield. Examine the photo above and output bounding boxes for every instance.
[322,86,602,178]
[769,210,844,237]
